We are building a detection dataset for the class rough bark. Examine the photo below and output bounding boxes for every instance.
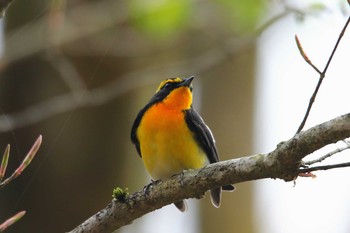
[69,113,350,233]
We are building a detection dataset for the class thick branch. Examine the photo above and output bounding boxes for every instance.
[69,113,350,233]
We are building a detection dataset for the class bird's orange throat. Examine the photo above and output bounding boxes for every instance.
[162,86,192,110]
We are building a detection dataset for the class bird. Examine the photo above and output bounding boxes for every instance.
[131,76,234,212]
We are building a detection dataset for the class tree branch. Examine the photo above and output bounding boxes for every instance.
[0,0,14,17]
[69,113,350,233]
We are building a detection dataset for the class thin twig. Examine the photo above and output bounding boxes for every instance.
[0,4,317,133]
[303,143,350,165]
[296,15,350,134]
[299,162,350,173]
[48,53,87,96]
[0,0,15,17]
[0,42,249,133]
[256,10,294,35]
[323,17,350,75]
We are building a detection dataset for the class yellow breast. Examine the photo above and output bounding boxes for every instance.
[137,102,209,179]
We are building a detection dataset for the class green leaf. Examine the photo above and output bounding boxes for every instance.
[128,0,190,38]
[0,145,10,181]
[308,3,327,12]
[213,0,265,32]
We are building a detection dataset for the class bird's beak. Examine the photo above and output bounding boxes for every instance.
[180,76,194,87]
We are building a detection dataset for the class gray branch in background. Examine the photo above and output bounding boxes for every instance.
[0,0,14,18]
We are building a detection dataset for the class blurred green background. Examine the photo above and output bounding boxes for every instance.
[0,0,314,232]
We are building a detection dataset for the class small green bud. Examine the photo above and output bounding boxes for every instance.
[112,187,129,202]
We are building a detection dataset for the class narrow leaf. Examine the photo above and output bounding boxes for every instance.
[295,34,322,74]
[13,135,42,177]
[295,35,310,63]
[0,145,10,181]
[0,135,42,188]
[0,211,26,232]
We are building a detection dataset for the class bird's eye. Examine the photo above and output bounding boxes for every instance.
[163,82,172,90]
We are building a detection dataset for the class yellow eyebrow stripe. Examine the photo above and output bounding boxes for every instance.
[156,78,183,92]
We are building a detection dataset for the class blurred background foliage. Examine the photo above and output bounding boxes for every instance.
[0,0,332,232]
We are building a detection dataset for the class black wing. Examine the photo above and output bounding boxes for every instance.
[184,107,219,163]
[131,110,142,157]
[186,107,235,202]
[131,105,151,158]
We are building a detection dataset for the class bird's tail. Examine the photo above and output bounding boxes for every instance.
[210,184,235,208]
[210,187,222,208]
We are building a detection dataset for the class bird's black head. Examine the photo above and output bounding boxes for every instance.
[150,76,194,104]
